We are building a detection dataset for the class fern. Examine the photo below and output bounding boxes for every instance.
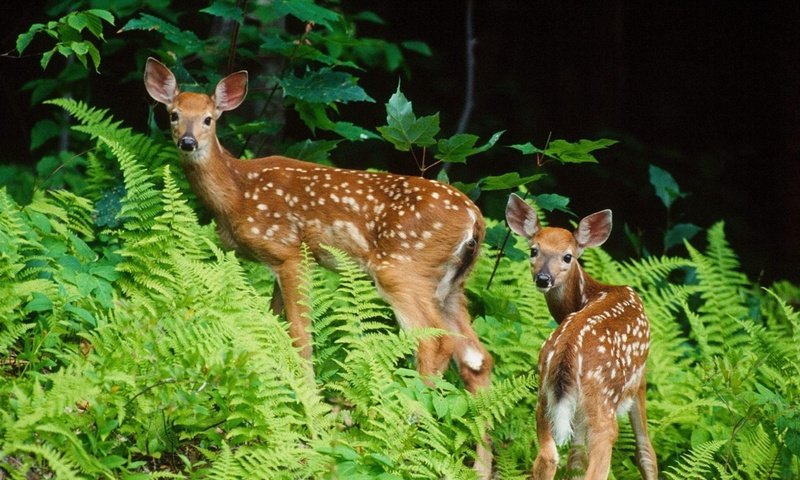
[665,440,728,480]
[736,423,780,480]
[5,102,800,478]
[686,222,751,357]
[2,442,84,480]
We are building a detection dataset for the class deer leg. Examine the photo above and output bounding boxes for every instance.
[566,409,588,478]
[583,407,618,480]
[532,395,559,480]
[629,377,658,480]
[375,271,454,378]
[274,258,313,360]
[269,280,285,315]
[438,285,493,479]
[440,288,492,393]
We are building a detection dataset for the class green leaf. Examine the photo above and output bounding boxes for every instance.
[485,224,526,261]
[16,23,45,54]
[432,394,449,418]
[30,119,61,151]
[70,41,89,55]
[664,223,701,250]
[273,0,341,29]
[85,42,101,71]
[66,13,88,33]
[511,138,617,164]
[435,133,479,163]
[66,303,96,326]
[401,40,432,56]
[200,1,245,25]
[283,139,340,163]
[376,86,439,151]
[448,395,469,419]
[85,9,115,26]
[332,444,359,461]
[332,122,380,141]
[74,11,107,40]
[40,49,56,69]
[533,193,572,214]
[434,130,504,164]
[279,68,374,104]
[366,453,394,468]
[121,14,203,51]
[352,10,385,24]
[100,455,126,469]
[649,164,685,209]
[24,292,53,313]
[479,172,544,191]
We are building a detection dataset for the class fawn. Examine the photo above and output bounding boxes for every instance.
[505,194,657,480]
[144,58,494,476]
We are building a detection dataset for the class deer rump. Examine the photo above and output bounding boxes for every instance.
[538,286,649,447]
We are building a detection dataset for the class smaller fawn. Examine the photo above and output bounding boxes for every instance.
[505,194,657,480]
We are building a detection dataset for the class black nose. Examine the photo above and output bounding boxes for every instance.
[178,136,197,151]
[535,273,551,289]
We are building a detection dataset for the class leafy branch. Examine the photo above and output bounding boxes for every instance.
[13,9,115,71]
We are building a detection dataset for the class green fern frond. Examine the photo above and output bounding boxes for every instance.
[685,223,751,357]
[665,440,728,480]
[736,423,780,480]
[0,321,35,356]
[43,189,95,240]
[47,97,174,177]
[2,442,83,480]
[471,373,536,427]
[579,246,626,285]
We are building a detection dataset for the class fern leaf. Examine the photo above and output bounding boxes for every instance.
[736,423,780,480]
[665,440,728,480]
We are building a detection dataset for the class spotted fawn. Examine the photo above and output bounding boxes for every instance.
[145,58,494,477]
[505,193,657,480]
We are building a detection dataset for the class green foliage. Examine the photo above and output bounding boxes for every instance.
[15,9,114,70]
[1,97,799,479]
[3,2,800,478]
[510,138,618,164]
[648,164,702,253]
[649,164,686,209]
[377,85,504,175]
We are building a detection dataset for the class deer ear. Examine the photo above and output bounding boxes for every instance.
[144,57,179,105]
[505,193,541,239]
[214,71,248,112]
[574,209,612,254]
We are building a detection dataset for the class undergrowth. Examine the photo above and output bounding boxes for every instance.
[1,101,799,479]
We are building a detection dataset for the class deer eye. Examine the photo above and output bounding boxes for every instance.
[169,111,179,122]
[203,116,212,126]
[563,253,573,263]
[530,247,539,258]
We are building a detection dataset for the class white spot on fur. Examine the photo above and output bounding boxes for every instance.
[463,347,484,371]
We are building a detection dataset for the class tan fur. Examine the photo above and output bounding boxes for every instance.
[145,58,494,477]
[505,194,657,480]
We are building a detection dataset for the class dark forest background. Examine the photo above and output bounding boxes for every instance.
[2,1,799,283]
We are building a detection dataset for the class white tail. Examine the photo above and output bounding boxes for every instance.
[144,58,494,477]
[505,194,657,480]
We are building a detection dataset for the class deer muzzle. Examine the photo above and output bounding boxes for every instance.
[535,272,553,290]
[178,135,197,152]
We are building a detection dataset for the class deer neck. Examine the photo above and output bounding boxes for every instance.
[544,263,600,323]
[180,138,243,219]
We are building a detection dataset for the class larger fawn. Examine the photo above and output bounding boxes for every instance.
[505,194,657,480]
[144,58,494,475]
